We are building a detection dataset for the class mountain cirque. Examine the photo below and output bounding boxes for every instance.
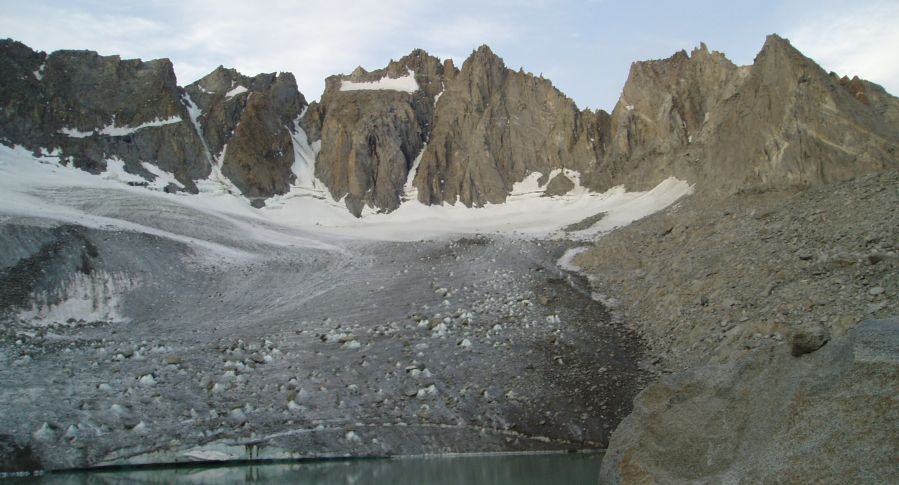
[1,33,899,480]
[2,35,896,215]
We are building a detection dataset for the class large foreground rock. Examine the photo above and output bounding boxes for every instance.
[600,317,899,484]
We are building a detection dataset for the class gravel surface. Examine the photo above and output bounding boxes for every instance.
[574,170,899,372]
[0,188,649,471]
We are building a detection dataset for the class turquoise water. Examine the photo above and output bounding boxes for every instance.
[7,453,602,484]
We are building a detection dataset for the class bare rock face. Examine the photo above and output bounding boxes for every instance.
[610,35,899,193]
[605,43,742,186]
[703,35,899,192]
[838,75,899,128]
[600,318,899,484]
[0,40,49,147]
[413,46,608,207]
[185,67,306,202]
[0,39,210,192]
[309,50,445,215]
[308,45,610,215]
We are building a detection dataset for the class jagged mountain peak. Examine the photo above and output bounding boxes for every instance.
[395,48,437,66]
[472,44,498,58]
[759,33,795,53]
[462,44,506,72]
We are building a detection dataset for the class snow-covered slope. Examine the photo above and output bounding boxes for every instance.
[0,145,692,243]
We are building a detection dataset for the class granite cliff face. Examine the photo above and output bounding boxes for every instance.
[305,45,610,215]
[0,40,307,202]
[412,46,609,207]
[185,67,306,203]
[605,43,742,181]
[304,36,898,215]
[0,40,210,192]
[607,35,899,193]
[303,50,445,215]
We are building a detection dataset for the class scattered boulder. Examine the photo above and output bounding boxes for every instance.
[789,321,830,357]
[543,173,575,196]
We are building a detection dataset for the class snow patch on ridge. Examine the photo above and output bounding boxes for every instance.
[566,177,692,239]
[99,158,184,191]
[101,158,145,185]
[509,169,592,198]
[196,144,241,196]
[59,116,182,138]
[340,69,419,93]
[59,127,93,138]
[141,162,185,190]
[225,85,248,99]
[261,113,335,211]
[433,81,446,107]
[181,93,214,164]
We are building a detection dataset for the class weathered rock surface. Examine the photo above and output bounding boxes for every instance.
[573,169,899,371]
[606,43,742,176]
[307,36,898,214]
[608,35,899,193]
[599,317,899,484]
[543,173,575,197]
[185,67,306,202]
[305,45,610,215]
[413,46,608,207]
[305,50,445,215]
[0,39,210,192]
[0,39,309,202]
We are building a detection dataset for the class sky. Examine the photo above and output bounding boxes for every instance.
[1,0,897,111]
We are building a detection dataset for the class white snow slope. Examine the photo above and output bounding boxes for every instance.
[0,145,692,245]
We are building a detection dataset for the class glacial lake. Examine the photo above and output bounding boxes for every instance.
[6,452,603,484]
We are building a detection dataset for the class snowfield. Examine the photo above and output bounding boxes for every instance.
[0,144,691,245]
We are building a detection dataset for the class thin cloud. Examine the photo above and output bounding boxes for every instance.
[0,0,426,96]
[422,15,517,52]
[787,2,899,91]
[2,0,897,110]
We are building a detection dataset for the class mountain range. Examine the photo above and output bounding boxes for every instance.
[1,35,897,215]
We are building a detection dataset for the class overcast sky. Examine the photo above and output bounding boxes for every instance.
[2,0,897,111]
